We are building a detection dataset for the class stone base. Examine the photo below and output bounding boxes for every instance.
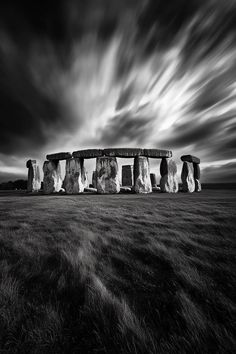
[63,158,86,194]
[96,157,120,194]
[181,161,195,193]
[43,160,63,194]
[133,156,152,193]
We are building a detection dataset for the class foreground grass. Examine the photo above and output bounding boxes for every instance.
[0,191,235,353]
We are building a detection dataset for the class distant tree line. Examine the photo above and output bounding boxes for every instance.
[0,180,27,190]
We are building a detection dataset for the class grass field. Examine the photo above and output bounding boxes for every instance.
[0,190,235,353]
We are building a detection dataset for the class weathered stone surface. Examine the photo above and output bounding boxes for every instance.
[26,159,41,192]
[181,161,195,193]
[193,163,200,180]
[63,158,86,194]
[104,148,143,158]
[143,149,172,158]
[96,157,120,194]
[133,156,152,193]
[120,186,132,193]
[122,165,133,186]
[46,152,72,161]
[160,159,178,193]
[150,173,157,187]
[73,149,104,159]
[43,160,63,194]
[195,179,201,192]
[181,155,200,164]
[92,171,97,188]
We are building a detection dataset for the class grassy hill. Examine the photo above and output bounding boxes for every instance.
[0,191,235,353]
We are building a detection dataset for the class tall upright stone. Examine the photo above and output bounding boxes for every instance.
[150,173,157,187]
[181,161,195,193]
[133,156,152,193]
[96,157,120,194]
[122,165,133,186]
[26,160,41,192]
[92,171,97,188]
[63,158,87,194]
[43,160,63,194]
[193,163,201,192]
[160,158,178,193]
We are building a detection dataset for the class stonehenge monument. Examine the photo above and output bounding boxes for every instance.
[26,149,202,195]
[181,155,201,192]
[26,160,41,192]
[160,158,178,193]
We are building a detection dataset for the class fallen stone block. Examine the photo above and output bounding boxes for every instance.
[73,149,104,159]
[160,159,178,193]
[122,165,133,186]
[133,156,152,193]
[96,157,120,194]
[143,149,172,158]
[181,155,200,164]
[46,152,72,161]
[43,160,63,194]
[26,159,41,192]
[181,161,195,192]
[63,158,86,194]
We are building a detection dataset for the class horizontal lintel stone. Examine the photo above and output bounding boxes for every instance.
[46,152,72,161]
[181,155,200,164]
[143,149,172,158]
[73,149,104,159]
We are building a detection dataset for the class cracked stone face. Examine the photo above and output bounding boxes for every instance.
[160,159,178,193]
[133,156,152,193]
[181,161,195,193]
[43,160,63,194]
[63,158,86,194]
[26,160,41,192]
[96,157,120,194]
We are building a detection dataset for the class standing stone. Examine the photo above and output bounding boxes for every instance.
[193,163,201,192]
[133,156,152,193]
[63,158,86,194]
[96,157,120,194]
[160,159,178,193]
[26,160,41,192]
[181,161,195,193]
[122,165,133,186]
[43,160,63,194]
[150,173,157,187]
[92,171,97,188]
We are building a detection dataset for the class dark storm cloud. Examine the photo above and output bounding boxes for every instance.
[1,0,236,182]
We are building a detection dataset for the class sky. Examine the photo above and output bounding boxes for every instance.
[0,0,236,183]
